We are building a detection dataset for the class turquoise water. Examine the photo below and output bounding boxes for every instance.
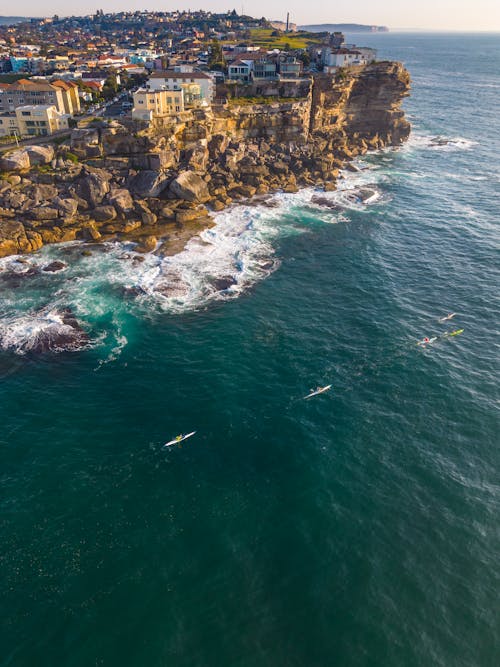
[1,34,499,666]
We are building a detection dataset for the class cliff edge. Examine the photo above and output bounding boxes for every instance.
[0,62,410,258]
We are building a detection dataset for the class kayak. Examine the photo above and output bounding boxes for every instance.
[438,313,457,323]
[417,337,437,346]
[449,329,464,337]
[303,384,332,399]
[163,431,196,447]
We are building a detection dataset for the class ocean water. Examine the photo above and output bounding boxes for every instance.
[1,33,499,666]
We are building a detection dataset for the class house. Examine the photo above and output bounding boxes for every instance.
[147,70,215,102]
[0,112,19,137]
[228,59,253,82]
[14,104,69,136]
[321,48,368,70]
[0,79,80,115]
[253,59,278,80]
[227,51,269,81]
[132,88,185,121]
[50,80,81,115]
[278,57,303,79]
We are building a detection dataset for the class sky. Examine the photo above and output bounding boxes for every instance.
[8,1,500,31]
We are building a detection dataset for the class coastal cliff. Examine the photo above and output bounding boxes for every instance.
[0,62,410,258]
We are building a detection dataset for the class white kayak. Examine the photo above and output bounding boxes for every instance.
[438,313,456,323]
[163,431,196,447]
[303,384,332,399]
[417,337,437,346]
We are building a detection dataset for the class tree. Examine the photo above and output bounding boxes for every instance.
[298,51,311,67]
[102,73,119,100]
[208,38,225,71]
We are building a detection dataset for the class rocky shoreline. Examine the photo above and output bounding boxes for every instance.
[0,62,410,259]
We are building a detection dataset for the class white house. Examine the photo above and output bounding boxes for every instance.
[147,70,215,103]
[228,59,253,82]
[322,48,368,70]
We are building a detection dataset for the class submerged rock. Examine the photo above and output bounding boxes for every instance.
[0,265,40,288]
[42,261,67,273]
[211,275,237,291]
[0,306,89,354]
[310,195,342,210]
[135,235,157,253]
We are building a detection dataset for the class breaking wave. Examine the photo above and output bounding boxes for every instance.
[0,306,90,355]
[404,133,478,152]
[0,165,386,356]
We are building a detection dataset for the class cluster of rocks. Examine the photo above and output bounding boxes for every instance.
[0,62,411,259]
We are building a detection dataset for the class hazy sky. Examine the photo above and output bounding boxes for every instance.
[12,1,500,31]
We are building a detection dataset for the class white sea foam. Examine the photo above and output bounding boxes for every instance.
[404,133,478,152]
[0,307,89,354]
[0,160,387,354]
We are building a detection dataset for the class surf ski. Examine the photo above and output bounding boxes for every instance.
[417,337,437,346]
[163,431,196,447]
[438,313,457,323]
[303,385,332,399]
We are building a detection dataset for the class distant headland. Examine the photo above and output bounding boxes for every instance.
[300,24,389,34]
[0,17,33,26]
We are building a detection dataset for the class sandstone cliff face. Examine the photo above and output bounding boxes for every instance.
[0,62,410,258]
[310,62,411,147]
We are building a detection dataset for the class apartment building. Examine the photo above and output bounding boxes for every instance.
[0,104,69,138]
[132,88,185,121]
[147,70,215,102]
[0,79,80,116]
[15,104,69,136]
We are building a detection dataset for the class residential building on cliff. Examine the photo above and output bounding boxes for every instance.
[0,104,69,137]
[321,47,368,70]
[0,79,80,115]
[15,104,69,136]
[147,70,215,102]
[132,88,185,121]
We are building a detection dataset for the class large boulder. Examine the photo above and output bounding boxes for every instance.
[29,207,59,221]
[128,170,170,198]
[169,171,210,203]
[208,133,230,160]
[0,220,31,256]
[134,200,157,225]
[75,172,110,208]
[53,196,79,218]
[175,206,209,224]
[91,205,117,222]
[109,188,134,214]
[2,190,27,210]
[135,235,157,253]
[30,184,59,205]
[25,145,54,166]
[0,150,30,172]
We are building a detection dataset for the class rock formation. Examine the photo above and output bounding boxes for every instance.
[0,62,410,258]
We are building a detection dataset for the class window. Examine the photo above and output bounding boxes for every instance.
[21,111,31,117]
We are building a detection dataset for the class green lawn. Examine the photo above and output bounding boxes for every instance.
[249,28,324,50]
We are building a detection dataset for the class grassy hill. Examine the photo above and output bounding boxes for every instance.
[248,29,326,49]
